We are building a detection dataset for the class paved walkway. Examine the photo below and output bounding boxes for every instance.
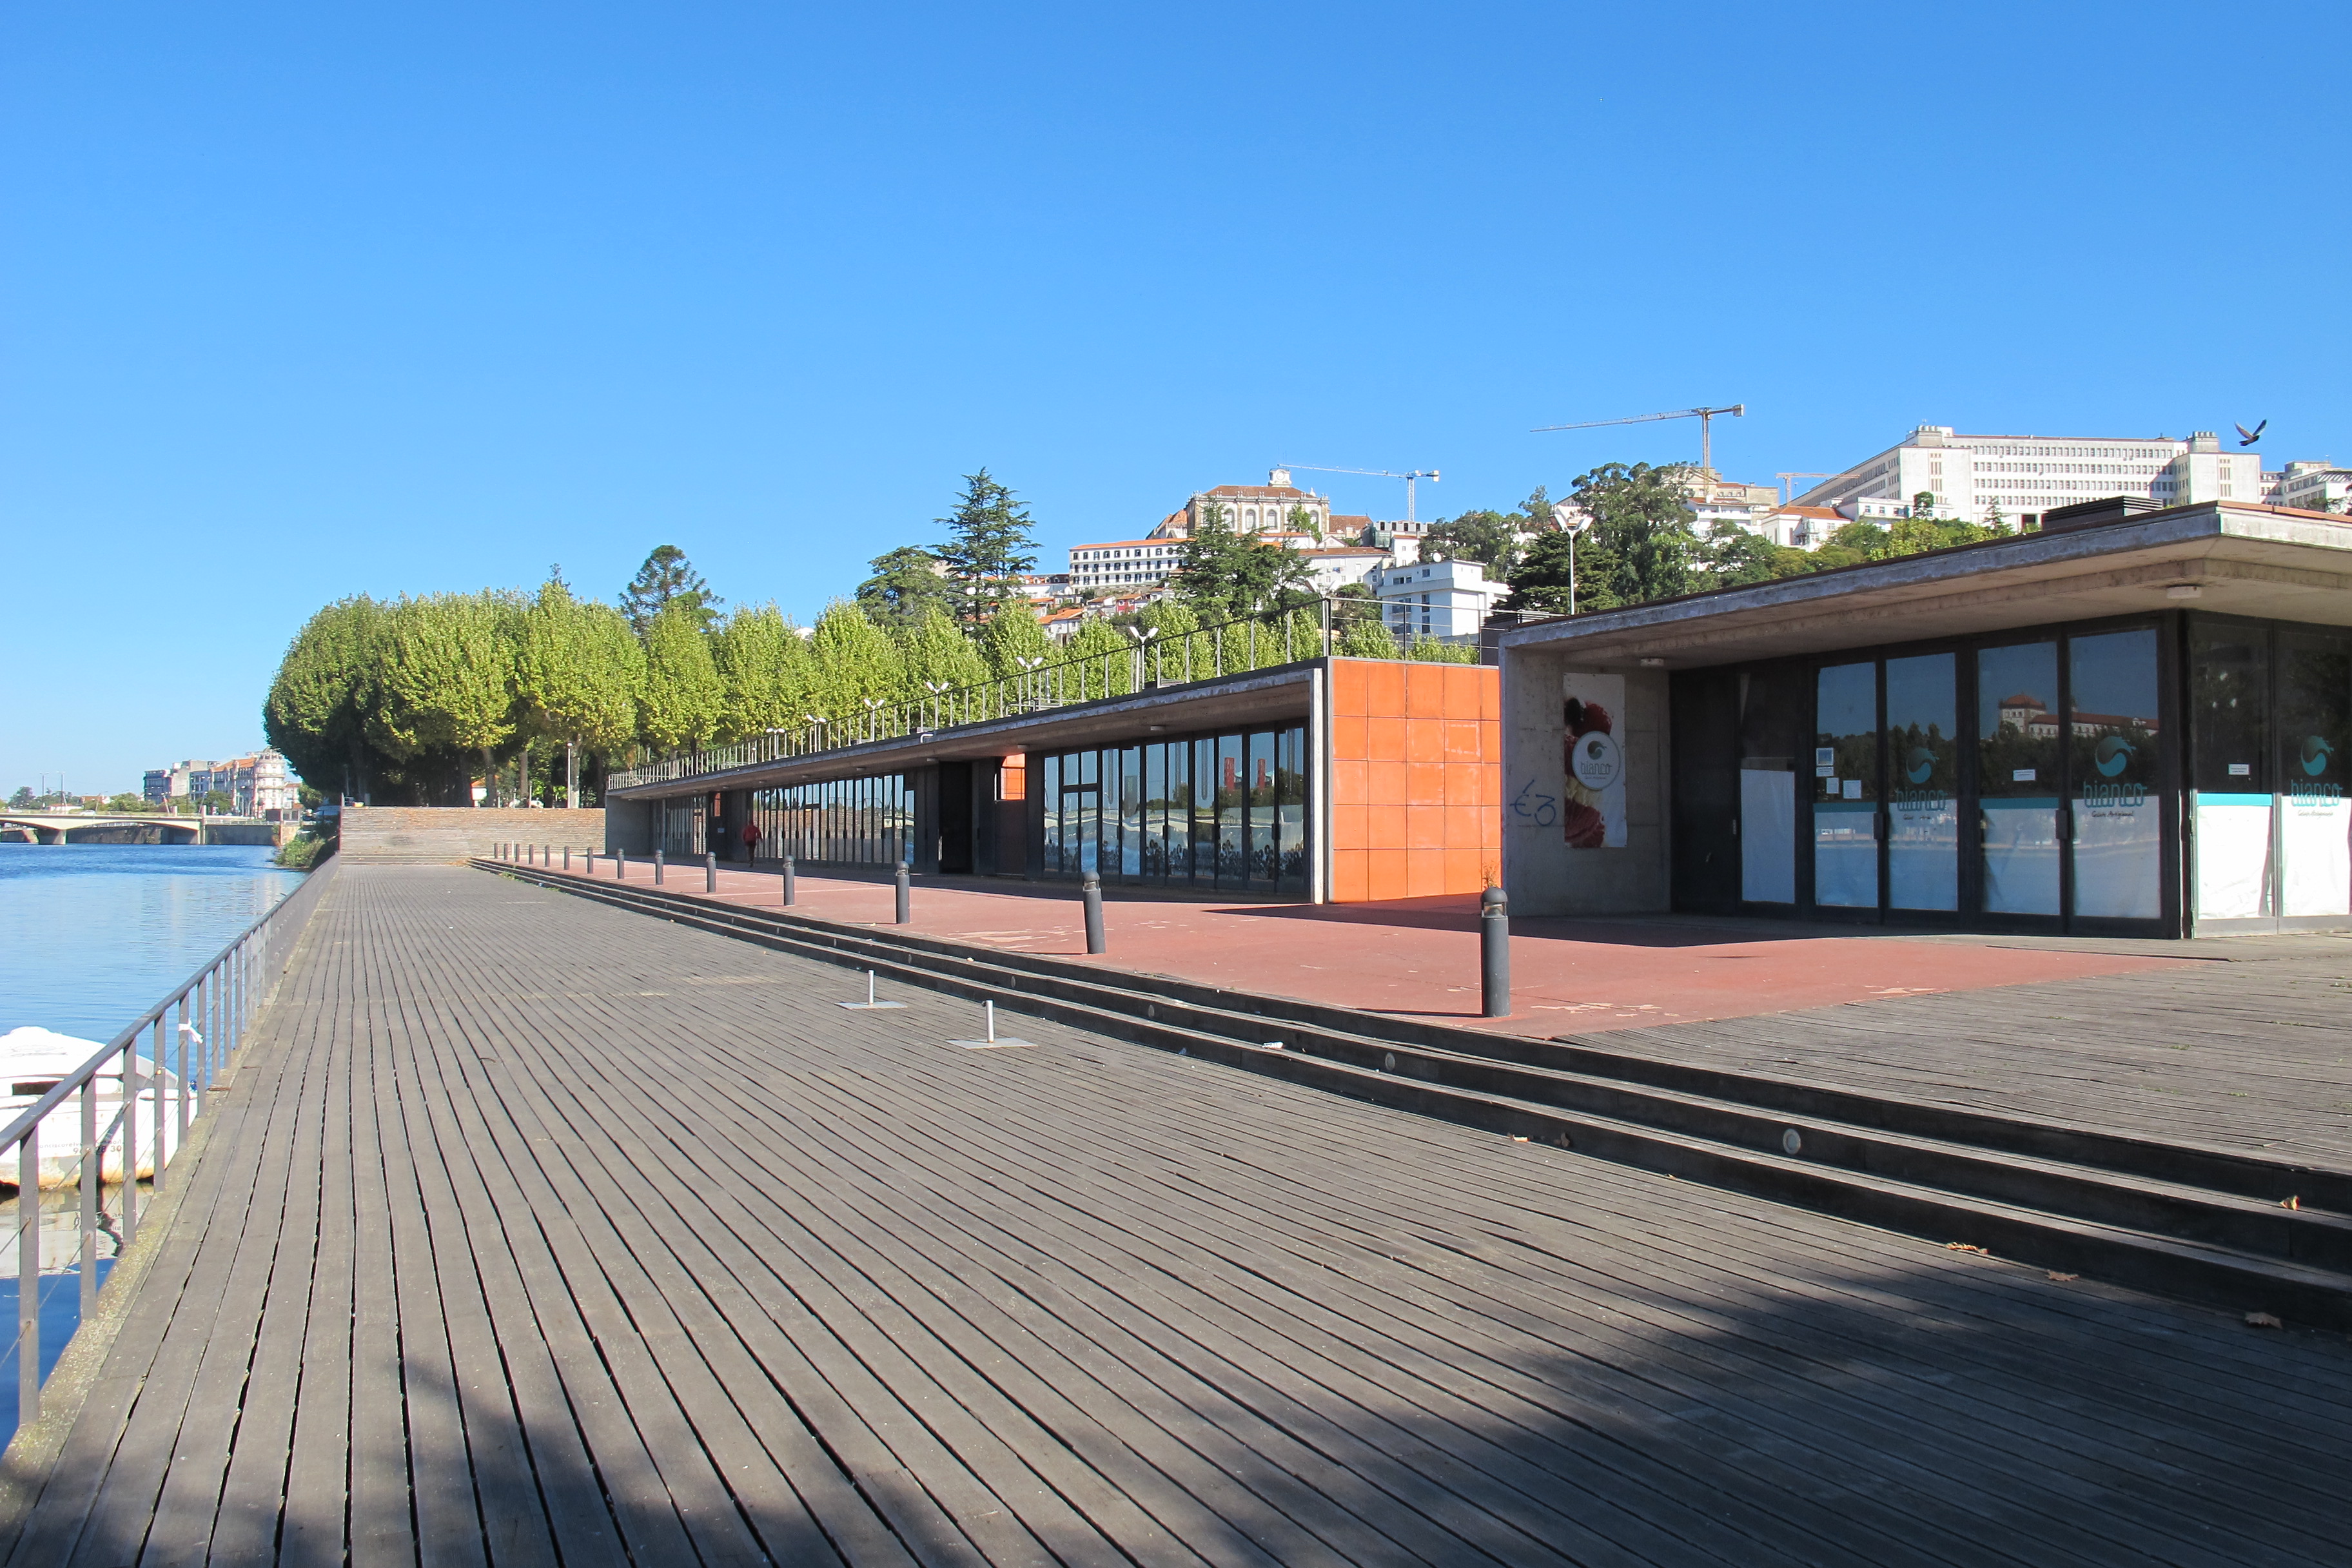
[569,861,2200,1029]
[6,865,2347,1565]
[549,859,2352,1164]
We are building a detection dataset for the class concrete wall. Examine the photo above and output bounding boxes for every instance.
[1500,647,1672,917]
[602,799,656,856]
[340,806,605,865]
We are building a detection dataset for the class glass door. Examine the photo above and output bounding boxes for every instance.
[1738,667,1801,904]
[1885,652,1959,911]
[2277,631,2351,919]
[2067,628,2162,921]
[1812,662,1879,909]
[1977,640,2063,916]
[2187,624,2271,921]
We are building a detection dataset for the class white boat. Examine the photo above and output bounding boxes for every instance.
[0,1026,183,1188]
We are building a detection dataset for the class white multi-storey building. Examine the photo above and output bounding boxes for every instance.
[2274,460,2351,514]
[1371,558,1509,639]
[1793,426,2275,527]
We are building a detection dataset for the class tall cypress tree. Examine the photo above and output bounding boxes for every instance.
[934,471,1039,633]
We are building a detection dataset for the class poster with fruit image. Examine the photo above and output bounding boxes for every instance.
[1561,672,1627,850]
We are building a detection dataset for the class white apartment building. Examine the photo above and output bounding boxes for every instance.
[1371,558,1508,639]
[1794,426,2273,526]
[2274,460,2351,514]
[160,749,299,816]
[1067,537,1186,590]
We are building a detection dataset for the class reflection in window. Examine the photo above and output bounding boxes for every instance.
[2068,628,2160,920]
[1978,641,2062,916]
[1813,662,1878,908]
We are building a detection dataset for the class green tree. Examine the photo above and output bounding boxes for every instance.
[1337,614,1400,658]
[636,603,724,753]
[1169,504,1250,619]
[1580,462,1700,605]
[1064,617,1134,699]
[105,792,147,813]
[620,545,722,634]
[898,602,990,696]
[935,470,1039,632]
[1504,525,1622,614]
[1285,504,1324,542]
[980,603,1057,680]
[1174,504,1316,620]
[710,603,814,743]
[518,576,645,804]
[264,595,395,802]
[856,545,955,627]
[373,593,522,806]
[1911,490,1939,520]
[1422,511,1524,575]
[807,599,906,725]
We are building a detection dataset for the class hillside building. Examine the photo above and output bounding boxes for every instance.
[1794,426,2281,529]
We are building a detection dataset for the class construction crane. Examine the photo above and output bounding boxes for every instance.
[1531,405,1745,480]
[1777,472,1834,505]
[1279,463,1441,523]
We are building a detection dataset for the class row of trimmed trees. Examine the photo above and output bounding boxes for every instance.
[264,572,1446,806]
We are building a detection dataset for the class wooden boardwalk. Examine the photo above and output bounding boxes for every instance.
[1569,939,2352,1166]
[5,865,2349,1565]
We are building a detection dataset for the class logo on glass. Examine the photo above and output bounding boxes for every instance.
[1905,746,1935,785]
[2094,736,2135,778]
[2303,735,2334,778]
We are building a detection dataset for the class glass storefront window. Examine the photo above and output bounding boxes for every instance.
[1977,640,2063,915]
[1738,667,1800,904]
[1217,734,1246,885]
[1813,662,1878,908]
[1248,731,1279,886]
[749,772,910,867]
[2068,628,2161,920]
[1277,728,1306,893]
[1885,652,1959,912]
[2188,625,2270,919]
[1030,725,1309,894]
[2277,632,2351,917]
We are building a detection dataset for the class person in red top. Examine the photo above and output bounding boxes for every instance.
[740,816,763,863]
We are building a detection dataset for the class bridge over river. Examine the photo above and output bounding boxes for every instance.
[0,813,282,846]
[0,863,2345,1565]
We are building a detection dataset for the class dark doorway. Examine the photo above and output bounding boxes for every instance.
[937,761,974,874]
[1670,671,1741,913]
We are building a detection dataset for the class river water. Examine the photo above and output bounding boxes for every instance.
[0,843,304,1043]
[0,843,306,1436]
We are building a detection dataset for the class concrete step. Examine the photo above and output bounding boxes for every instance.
[491,863,2352,1328]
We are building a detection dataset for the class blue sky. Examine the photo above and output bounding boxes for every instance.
[5,1,2345,794]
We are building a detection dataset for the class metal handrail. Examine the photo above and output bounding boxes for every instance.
[3,858,339,1436]
[609,596,1475,791]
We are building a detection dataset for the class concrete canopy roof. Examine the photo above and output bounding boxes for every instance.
[1496,502,2352,671]
[612,663,1317,801]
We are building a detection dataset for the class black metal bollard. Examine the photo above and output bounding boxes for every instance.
[617,850,627,879]
[782,856,796,907]
[564,846,571,870]
[1082,873,1106,954]
[1480,884,1511,1018]
[895,861,912,924]
[654,849,665,885]
[706,852,717,893]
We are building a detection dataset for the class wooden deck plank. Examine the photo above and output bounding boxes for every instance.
[8,867,2352,1568]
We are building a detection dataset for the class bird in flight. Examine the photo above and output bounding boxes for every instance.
[2235,420,2268,447]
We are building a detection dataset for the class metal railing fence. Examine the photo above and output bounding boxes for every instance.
[611,596,1476,790]
[1,858,338,1435]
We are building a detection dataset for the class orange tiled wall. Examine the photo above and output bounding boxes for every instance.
[1329,658,1502,902]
